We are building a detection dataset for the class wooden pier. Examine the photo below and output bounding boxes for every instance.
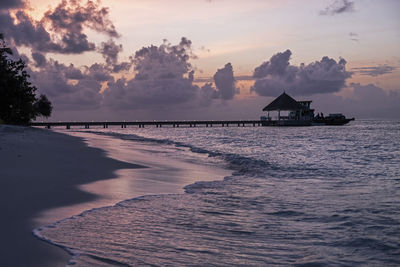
[30,120,275,129]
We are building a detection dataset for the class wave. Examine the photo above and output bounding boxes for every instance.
[33,129,266,265]
[79,130,279,175]
[79,130,339,180]
[32,123,400,266]
[33,194,170,266]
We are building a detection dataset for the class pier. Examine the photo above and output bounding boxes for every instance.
[29,93,354,130]
[30,120,273,129]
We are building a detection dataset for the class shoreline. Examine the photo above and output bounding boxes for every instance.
[34,130,232,227]
[0,125,231,266]
[0,125,141,267]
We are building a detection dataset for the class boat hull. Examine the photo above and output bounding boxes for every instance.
[260,118,355,127]
[312,118,354,126]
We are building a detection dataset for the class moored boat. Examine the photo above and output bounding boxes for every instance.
[312,113,355,126]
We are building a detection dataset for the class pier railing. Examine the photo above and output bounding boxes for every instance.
[30,120,272,129]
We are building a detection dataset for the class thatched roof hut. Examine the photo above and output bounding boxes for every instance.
[262,92,304,111]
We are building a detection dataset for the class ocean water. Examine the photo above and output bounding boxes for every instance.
[34,120,400,266]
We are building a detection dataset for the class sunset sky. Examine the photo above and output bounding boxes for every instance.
[2,0,399,120]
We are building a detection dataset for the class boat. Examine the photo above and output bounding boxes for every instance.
[312,113,355,126]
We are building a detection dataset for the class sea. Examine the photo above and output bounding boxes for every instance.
[34,120,400,266]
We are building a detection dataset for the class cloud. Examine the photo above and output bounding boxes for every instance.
[197,82,219,106]
[253,49,291,78]
[251,49,352,96]
[1,0,119,54]
[352,65,397,77]
[235,75,254,81]
[199,46,211,53]
[44,0,118,36]
[41,0,119,54]
[112,61,133,73]
[194,75,253,83]
[99,39,123,65]
[31,51,46,67]
[312,83,400,119]
[4,17,234,113]
[192,62,240,106]
[0,0,133,112]
[0,0,25,10]
[133,38,193,81]
[103,38,200,109]
[213,63,238,100]
[27,54,132,112]
[320,0,355,15]
[104,38,237,110]
[0,11,61,53]
[349,32,359,42]
[32,63,104,110]
[28,56,116,110]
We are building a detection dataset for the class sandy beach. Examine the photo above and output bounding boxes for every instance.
[0,125,141,266]
[0,125,230,266]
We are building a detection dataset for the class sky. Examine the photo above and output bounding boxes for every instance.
[1,0,399,120]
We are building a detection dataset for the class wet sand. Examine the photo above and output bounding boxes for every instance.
[0,125,140,267]
[0,125,230,266]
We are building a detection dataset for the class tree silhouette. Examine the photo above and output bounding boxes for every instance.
[0,33,52,125]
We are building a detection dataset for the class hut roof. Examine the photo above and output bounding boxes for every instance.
[262,92,304,111]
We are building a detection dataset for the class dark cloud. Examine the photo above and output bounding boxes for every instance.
[2,2,239,115]
[26,52,137,112]
[85,63,113,81]
[1,11,62,53]
[43,0,118,37]
[213,63,238,100]
[312,83,400,119]
[0,0,25,10]
[352,65,397,77]
[104,38,236,110]
[31,51,46,67]
[98,39,133,73]
[40,0,119,53]
[197,82,219,106]
[2,0,119,54]
[349,83,389,100]
[112,61,132,73]
[254,49,291,78]
[99,39,122,65]
[105,77,197,109]
[320,0,355,15]
[104,38,199,109]
[28,56,118,110]
[133,38,193,81]
[31,61,104,110]
[64,65,85,80]
[251,49,352,96]
[0,0,130,112]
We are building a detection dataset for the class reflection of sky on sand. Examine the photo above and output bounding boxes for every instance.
[34,130,231,226]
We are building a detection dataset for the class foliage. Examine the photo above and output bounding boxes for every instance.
[0,33,52,125]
